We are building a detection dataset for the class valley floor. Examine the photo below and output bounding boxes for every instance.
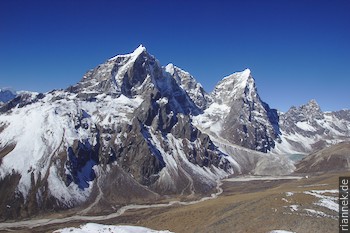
[1,171,348,233]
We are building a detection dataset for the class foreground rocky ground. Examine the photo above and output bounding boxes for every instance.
[1,171,347,233]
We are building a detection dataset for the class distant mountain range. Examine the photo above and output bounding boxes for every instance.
[0,89,16,104]
[0,45,349,220]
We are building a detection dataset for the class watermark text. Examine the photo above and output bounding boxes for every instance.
[340,177,350,233]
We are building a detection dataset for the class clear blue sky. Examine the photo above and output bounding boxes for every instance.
[0,0,349,112]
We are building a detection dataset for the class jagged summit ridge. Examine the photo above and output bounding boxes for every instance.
[71,45,156,96]
[281,99,324,127]
[70,45,201,117]
[164,63,211,110]
[274,100,350,154]
[72,45,255,111]
[109,44,147,61]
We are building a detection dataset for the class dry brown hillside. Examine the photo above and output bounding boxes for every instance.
[295,141,350,173]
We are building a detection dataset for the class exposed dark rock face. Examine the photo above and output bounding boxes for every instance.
[0,173,22,220]
[112,119,166,186]
[165,64,211,110]
[66,140,99,189]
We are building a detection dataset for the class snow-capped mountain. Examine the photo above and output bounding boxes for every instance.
[274,100,350,154]
[0,46,238,220]
[194,69,280,152]
[0,45,349,220]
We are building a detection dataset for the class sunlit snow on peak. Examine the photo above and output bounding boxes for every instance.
[133,44,147,55]
[222,68,251,86]
[109,44,147,61]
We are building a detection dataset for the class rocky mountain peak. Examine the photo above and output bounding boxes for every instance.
[212,68,255,105]
[274,99,348,154]
[303,99,321,113]
[68,45,162,97]
[164,63,211,109]
[220,68,251,87]
[283,99,324,124]
[194,68,280,152]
